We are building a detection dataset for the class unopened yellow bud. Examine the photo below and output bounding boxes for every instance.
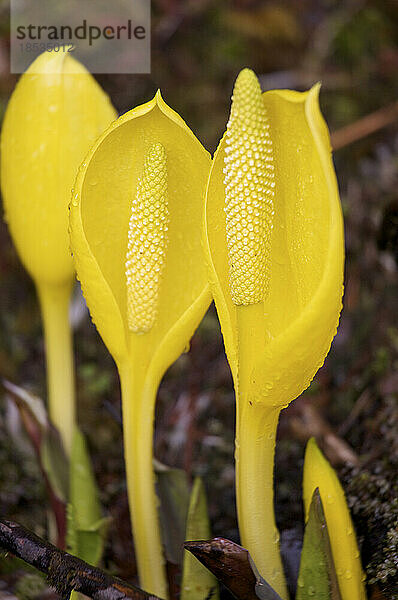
[224,68,275,306]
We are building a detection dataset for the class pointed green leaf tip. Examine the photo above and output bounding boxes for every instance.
[181,478,219,600]
[155,462,190,565]
[297,488,342,600]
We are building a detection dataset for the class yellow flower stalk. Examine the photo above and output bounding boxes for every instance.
[203,68,344,598]
[303,438,367,600]
[1,51,116,454]
[69,92,211,598]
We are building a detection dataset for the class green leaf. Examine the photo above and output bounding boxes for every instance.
[66,504,78,556]
[181,478,219,600]
[154,460,190,565]
[297,488,342,600]
[74,520,110,566]
[70,428,101,528]
[67,428,109,566]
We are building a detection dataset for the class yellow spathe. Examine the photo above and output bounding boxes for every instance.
[303,439,367,600]
[204,68,344,599]
[70,91,211,370]
[69,90,211,598]
[205,74,344,404]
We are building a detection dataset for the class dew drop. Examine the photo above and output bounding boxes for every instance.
[308,585,315,596]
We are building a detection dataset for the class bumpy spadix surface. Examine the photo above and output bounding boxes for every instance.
[126,143,169,333]
[224,68,274,305]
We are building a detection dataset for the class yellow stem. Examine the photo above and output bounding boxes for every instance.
[37,281,75,456]
[235,304,288,599]
[119,364,168,599]
[236,403,288,599]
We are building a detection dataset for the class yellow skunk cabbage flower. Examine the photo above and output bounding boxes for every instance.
[69,92,211,598]
[1,51,116,454]
[303,438,367,600]
[204,69,344,599]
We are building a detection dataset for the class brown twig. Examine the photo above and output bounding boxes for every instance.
[331,101,398,150]
[289,402,359,467]
[184,537,282,600]
[337,388,373,437]
[0,519,162,600]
